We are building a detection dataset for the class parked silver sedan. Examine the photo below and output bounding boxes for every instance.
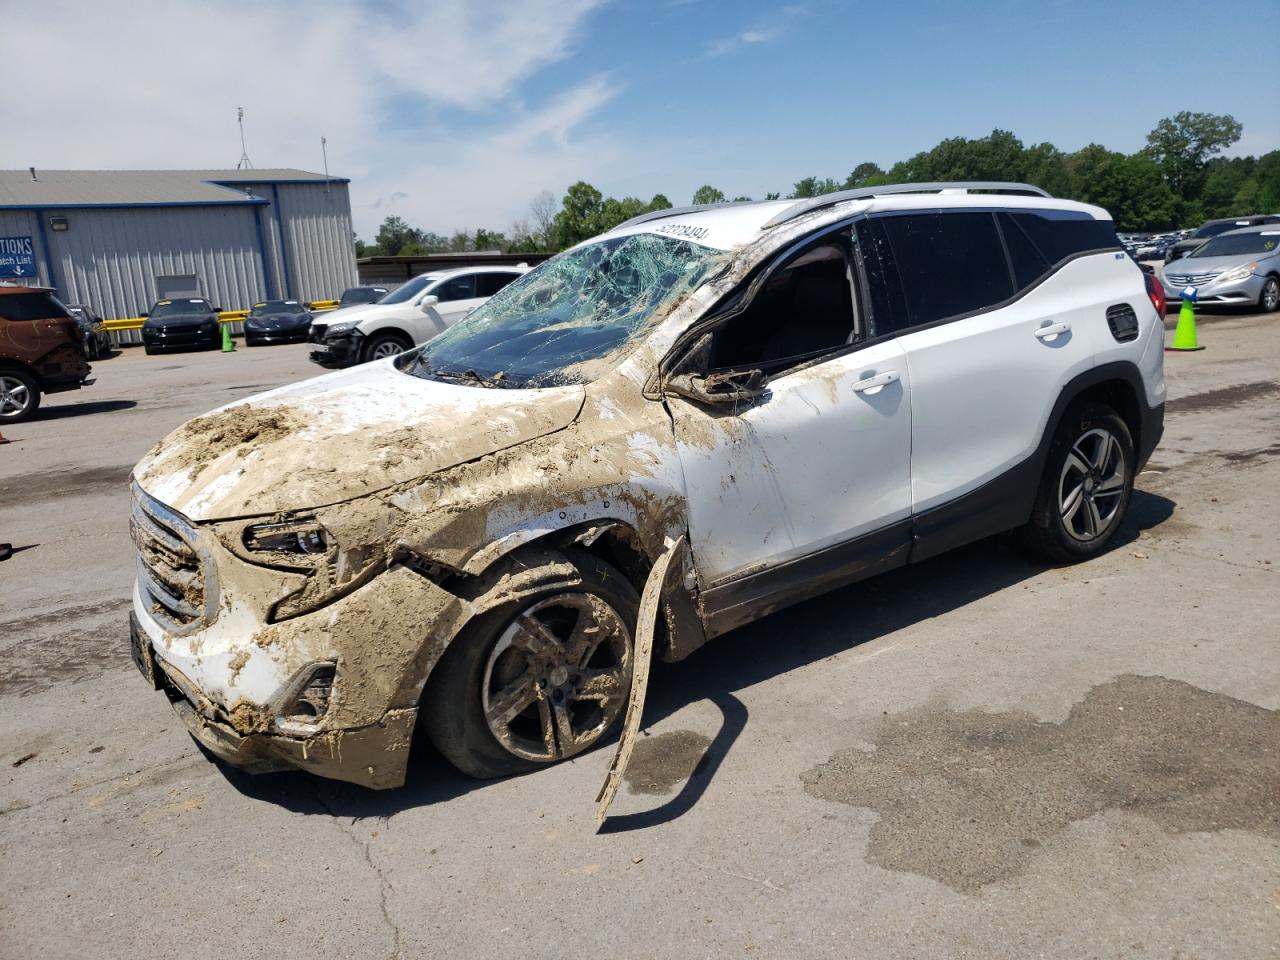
[1161,226,1280,311]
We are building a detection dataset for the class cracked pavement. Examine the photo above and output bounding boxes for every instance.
[2,310,1278,959]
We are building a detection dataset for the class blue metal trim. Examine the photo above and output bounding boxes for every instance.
[0,199,268,210]
[271,184,294,299]
[33,208,61,295]
[252,204,276,299]
[210,177,351,186]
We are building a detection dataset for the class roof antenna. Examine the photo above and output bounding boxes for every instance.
[236,107,254,170]
[320,136,330,195]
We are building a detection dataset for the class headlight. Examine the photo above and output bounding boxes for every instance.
[325,318,359,336]
[239,518,379,621]
[1216,262,1256,284]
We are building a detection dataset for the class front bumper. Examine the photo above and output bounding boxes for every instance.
[1160,272,1265,306]
[309,331,362,367]
[143,325,220,349]
[132,539,472,789]
[245,325,310,344]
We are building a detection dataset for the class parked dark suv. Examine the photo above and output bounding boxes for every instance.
[0,285,93,423]
[141,298,223,354]
[1164,215,1280,263]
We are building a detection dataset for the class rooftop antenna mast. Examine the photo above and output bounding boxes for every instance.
[320,136,330,194]
[236,107,254,170]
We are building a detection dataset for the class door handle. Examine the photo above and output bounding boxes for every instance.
[851,370,900,395]
[1034,321,1071,341]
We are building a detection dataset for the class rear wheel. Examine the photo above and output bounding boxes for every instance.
[1260,276,1279,313]
[0,369,41,423]
[423,549,638,779]
[361,332,412,363]
[1018,404,1134,563]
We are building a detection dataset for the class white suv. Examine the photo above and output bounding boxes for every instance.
[309,265,528,367]
[130,182,1165,789]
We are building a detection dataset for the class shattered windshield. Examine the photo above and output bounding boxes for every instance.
[408,233,728,388]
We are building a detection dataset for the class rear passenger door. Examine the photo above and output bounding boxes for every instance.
[858,210,1111,535]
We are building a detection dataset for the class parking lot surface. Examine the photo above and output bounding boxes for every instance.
[2,313,1278,959]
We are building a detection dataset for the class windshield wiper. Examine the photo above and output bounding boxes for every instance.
[428,367,508,388]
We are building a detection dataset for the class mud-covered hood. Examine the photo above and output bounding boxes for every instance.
[133,359,586,521]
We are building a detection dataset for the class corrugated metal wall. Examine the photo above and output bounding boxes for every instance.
[274,182,358,301]
[39,205,268,319]
[1,179,358,325]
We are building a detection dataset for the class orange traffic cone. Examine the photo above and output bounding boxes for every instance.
[0,430,9,444]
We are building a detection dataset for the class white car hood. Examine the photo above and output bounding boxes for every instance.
[133,360,586,521]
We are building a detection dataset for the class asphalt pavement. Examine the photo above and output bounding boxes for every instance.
[1,311,1278,960]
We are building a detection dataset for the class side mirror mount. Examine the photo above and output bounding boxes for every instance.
[419,295,440,312]
[666,368,769,408]
[140,311,149,318]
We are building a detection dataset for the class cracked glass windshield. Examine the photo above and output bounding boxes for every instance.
[409,233,729,387]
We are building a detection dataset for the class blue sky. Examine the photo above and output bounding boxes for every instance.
[6,0,1276,237]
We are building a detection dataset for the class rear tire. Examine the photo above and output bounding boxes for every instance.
[0,369,41,423]
[1017,403,1134,563]
[422,549,639,779]
[361,332,412,364]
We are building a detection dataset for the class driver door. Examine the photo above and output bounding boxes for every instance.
[667,231,913,630]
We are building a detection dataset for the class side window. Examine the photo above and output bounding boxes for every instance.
[477,272,519,297]
[1008,211,1119,265]
[997,213,1051,290]
[710,236,859,372]
[434,275,476,302]
[877,212,1014,329]
[854,218,909,337]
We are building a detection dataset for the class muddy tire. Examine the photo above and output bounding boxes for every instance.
[361,332,412,364]
[422,549,639,779]
[0,368,41,423]
[1017,403,1134,564]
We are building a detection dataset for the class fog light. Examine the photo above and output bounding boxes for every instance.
[275,663,336,735]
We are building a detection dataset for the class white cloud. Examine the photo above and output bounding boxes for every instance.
[706,28,777,57]
[1,0,613,236]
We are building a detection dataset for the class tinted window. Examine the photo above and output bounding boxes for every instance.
[0,291,71,322]
[998,213,1052,290]
[878,212,1013,329]
[711,238,857,371]
[477,272,520,297]
[435,275,476,302]
[854,218,908,337]
[1010,211,1119,264]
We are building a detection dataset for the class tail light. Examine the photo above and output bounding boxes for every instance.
[1144,272,1166,316]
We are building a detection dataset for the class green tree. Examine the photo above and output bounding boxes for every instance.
[691,185,726,205]
[789,176,840,198]
[1143,111,1243,197]
[374,216,425,256]
[647,193,673,211]
[1066,145,1176,231]
[551,181,606,249]
[843,162,884,188]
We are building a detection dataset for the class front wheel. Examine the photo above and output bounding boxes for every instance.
[0,369,41,423]
[423,549,638,779]
[1259,276,1280,313]
[1017,404,1134,563]
[361,332,412,363]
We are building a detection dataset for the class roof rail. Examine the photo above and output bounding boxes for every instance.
[761,181,1051,229]
[612,199,760,232]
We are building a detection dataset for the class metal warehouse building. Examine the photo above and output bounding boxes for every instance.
[0,168,358,320]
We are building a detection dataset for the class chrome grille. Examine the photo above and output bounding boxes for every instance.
[130,484,216,633]
[1165,272,1219,287]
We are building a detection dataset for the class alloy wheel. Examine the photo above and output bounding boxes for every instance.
[0,375,31,418]
[370,341,403,360]
[1058,427,1127,542]
[1263,278,1279,312]
[481,592,632,762]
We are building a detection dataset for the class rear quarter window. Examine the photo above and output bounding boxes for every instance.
[1009,211,1119,265]
[0,292,71,322]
